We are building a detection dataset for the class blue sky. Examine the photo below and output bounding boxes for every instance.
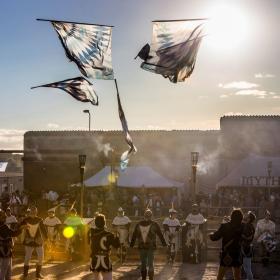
[0,0,279,149]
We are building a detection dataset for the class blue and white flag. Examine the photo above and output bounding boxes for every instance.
[51,21,114,80]
[136,19,206,83]
[31,77,98,105]
[116,88,137,170]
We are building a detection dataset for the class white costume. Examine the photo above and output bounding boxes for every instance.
[163,217,181,252]
[5,215,17,228]
[43,216,61,241]
[256,218,275,242]
[112,216,131,245]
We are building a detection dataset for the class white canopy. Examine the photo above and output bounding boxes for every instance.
[84,166,184,188]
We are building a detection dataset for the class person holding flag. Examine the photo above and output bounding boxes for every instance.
[130,209,167,280]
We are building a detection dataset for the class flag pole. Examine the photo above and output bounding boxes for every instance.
[152,18,209,22]
[36,18,114,27]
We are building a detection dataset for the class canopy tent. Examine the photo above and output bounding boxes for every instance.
[84,166,184,188]
[216,154,280,188]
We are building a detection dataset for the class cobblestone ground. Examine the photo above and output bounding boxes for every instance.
[11,260,280,280]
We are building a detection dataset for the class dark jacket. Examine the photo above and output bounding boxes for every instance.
[89,228,120,272]
[130,220,167,250]
[0,222,21,257]
[21,216,47,247]
[241,223,255,257]
[210,222,244,267]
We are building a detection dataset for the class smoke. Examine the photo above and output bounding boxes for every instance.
[92,136,113,157]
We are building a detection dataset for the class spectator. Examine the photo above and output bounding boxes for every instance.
[209,209,244,280]
[1,187,10,211]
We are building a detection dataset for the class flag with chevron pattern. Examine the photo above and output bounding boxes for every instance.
[52,21,114,80]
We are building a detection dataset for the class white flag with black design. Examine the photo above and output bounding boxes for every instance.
[136,19,206,83]
[31,77,98,105]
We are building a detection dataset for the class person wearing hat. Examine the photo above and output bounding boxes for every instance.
[182,204,207,264]
[130,209,167,280]
[0,209,26,280]
[43,208,62,261]
[89,214,120,280]
[163,208,181,263]
[255,210,276,266]
[20,206,47,279]
[112,207,131,262]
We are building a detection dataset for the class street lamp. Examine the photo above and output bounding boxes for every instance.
[191,152,199,202]
[83,109,91,131]
[79,154,87,217]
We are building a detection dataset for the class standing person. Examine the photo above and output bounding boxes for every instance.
[112,207,131,262]
[255,210,276,266]
[163,208,181,263]
[5,208,17,230]
[209,208,244,280]
[242,211,256,280]
[0,209,26,280]
[21,206,47,279]
[130,209,167,280]
[43,208,62,261]
[89,214,120,280]
[183,204,207,263]
[1,187,10,211]
[63,208,84,260]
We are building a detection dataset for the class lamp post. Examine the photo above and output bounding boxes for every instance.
[79,154,87,217]
[83,109,91,131]
[191,152,199,203]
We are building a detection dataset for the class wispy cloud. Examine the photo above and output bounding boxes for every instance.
[235,89,267,97]
[255,73,275,78]
[47,123,60,129]
[0,129,25,149]
[218,81,259,89]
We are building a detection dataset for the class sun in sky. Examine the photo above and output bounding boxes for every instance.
[205,2,251,51]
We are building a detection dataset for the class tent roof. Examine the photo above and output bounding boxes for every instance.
[84,166,184,188]
[216,154,280,188]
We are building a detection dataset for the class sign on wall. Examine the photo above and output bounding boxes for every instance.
[241,176,280,186]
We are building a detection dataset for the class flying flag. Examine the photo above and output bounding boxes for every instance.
[115,80,137,170]
[31,77,99,105]
[135,19,207,83]
[38,19,114,80]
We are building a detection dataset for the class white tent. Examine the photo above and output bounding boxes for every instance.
[216,154,280,188]
[84,166,184,188]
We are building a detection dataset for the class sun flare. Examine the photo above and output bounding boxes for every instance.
[205,3,250,51]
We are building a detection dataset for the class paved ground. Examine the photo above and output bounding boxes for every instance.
[11,260,280,280]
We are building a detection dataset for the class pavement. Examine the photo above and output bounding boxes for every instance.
[11,260,280,280]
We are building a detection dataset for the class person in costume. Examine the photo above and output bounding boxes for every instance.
[0,209,26,280]
[20,206,47,279]
[163,208,181,263]
[255,210,276,266]
[112,207,131,262]
[63,208,84,260]
[209,209,244,280]
[89,214,120,280]
[130,209,167,280]
[43,208,62,261]
[182,204,206,263]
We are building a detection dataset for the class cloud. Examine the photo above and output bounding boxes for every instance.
[218,81,259,89]
[255,73,275,78]
[47,123,60,129]
[220,94,229,98]
[235,89,267,97]
[0,129,25,149]
[224,112,244,116]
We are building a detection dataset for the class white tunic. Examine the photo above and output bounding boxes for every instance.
[43,216,61,239]
[163,217,181,251]
[256,219,276,243]
[112,216,131,245]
